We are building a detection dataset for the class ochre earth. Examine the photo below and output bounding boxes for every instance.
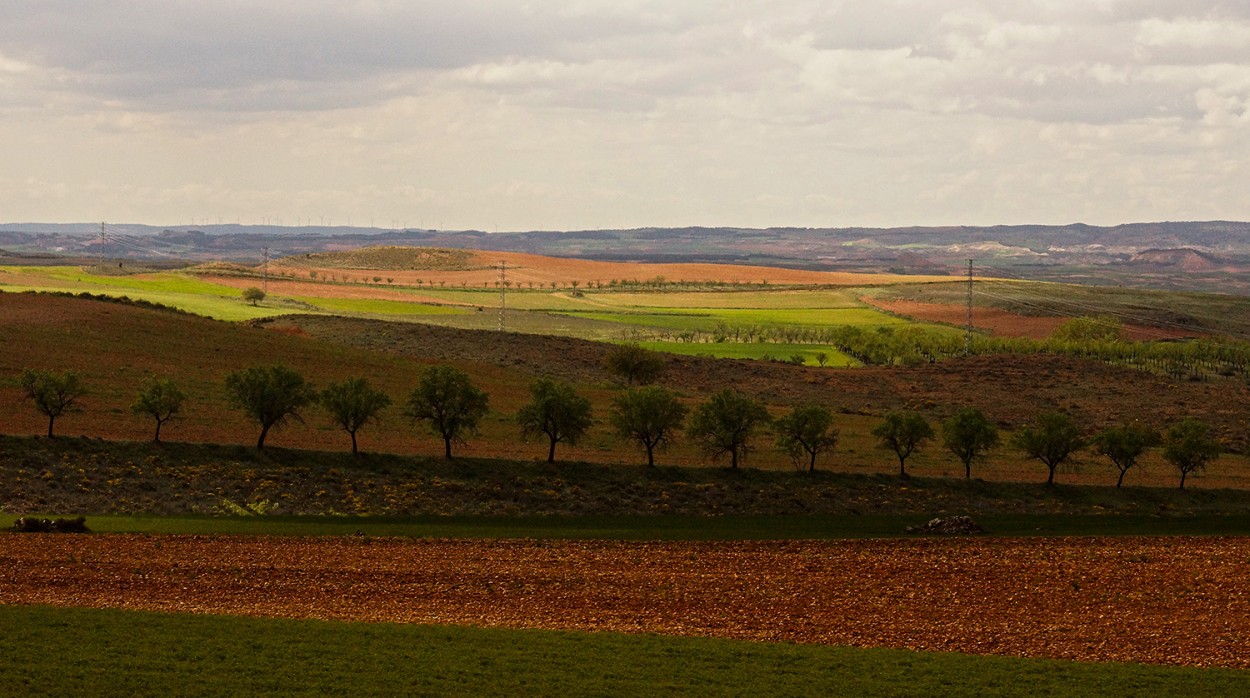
[2,534,1247,668]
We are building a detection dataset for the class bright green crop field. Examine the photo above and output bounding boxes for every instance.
[638,340,856,365]
[292,295,467,316]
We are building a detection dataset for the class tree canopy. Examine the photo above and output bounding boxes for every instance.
[941,408,998,480]
[609,386,687,467]
[516,378,593,463]
[1091,422,1160,488]
[320,377,392,455]
[241,287,266,306]
[131,377,185,443]
[774,404,839,472]
[224,364,316,449]
[405,365,489,459]
[19,369,86,438]
[1012,411,1085,485]
[603,343,665,386]
[873,411,933,478]
[688,389,771,469]
[1162,417,1221,490]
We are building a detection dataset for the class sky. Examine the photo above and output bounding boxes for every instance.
[2,1,1249,231]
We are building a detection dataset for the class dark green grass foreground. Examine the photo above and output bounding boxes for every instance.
[29,512,1250,539]
[1,606,1245,697]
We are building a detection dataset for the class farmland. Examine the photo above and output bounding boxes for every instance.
[5,245,1250,693]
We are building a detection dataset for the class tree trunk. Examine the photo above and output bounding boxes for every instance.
[547,438,557,464]
[809,451,817,473]
[1046,463,1056,485]
[964,460,971,480]
[257,423,271,450]
[47,416,55,438]
[154,419,163,443]
[730,449,739,469]
[898,456,907,478]
[1179,469,1188,490]
[350,430,359,455]
[1116,468,1127,488]
[645,444,655,467]
[444,437,453,459]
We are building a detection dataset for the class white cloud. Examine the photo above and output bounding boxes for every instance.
[1,1,1249,228]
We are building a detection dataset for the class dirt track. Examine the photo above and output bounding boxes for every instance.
[2,534,1248,668]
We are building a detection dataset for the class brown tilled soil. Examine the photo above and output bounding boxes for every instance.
[276,314,1250,448]
[3,534,1248,668]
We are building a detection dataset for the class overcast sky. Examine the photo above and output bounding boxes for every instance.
[2,1,1249,231]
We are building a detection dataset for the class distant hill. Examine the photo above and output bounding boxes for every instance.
[1128,248,1229,272]
[4,220,1250,292]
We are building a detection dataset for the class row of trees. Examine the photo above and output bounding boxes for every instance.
[871,408,1221,490]
[624,317,1250,381]
[15,366,1223,488]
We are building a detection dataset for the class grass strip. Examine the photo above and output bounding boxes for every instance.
[0,605,1244,697]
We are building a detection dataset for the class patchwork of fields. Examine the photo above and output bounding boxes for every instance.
[5,246,1250,692]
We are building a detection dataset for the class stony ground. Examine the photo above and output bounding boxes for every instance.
[3,534,1248,668]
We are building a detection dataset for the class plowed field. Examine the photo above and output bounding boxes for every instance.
[3,534,1247,668]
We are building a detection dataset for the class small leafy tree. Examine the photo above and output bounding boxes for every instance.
[242,287,266,306]
[19,369,86,437]
[688,389,771,469]
[941,408,998,480]
[774,404,839,472]
[405,365,489,459]
[873,411,933,478]
[224,364,316,449]
[131,377,185,442]
[1013,411,1085,485]
[609,386,687,466]
[516,378,593,463]
[1162,417,1221,490]
[320,377,392,455]
[1091,422,1160,488]
[603,343,665,386]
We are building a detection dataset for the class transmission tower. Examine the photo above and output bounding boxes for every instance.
[262,246,270,293]
[498,260,507,332]
[965,259,974,356]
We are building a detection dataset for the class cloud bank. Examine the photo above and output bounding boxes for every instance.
[2,1,1248,229]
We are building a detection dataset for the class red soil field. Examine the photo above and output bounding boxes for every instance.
[865,297,1197,341]
[2,534,1247,668]
[265,248,953,288]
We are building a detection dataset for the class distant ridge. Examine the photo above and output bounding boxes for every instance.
[2,220,1250,293]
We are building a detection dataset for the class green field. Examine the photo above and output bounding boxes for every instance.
[1,606,1244,697]
[0,267,292,320]
[637,340,856,365]
[1,265,926,342]
[291,295,467,316]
